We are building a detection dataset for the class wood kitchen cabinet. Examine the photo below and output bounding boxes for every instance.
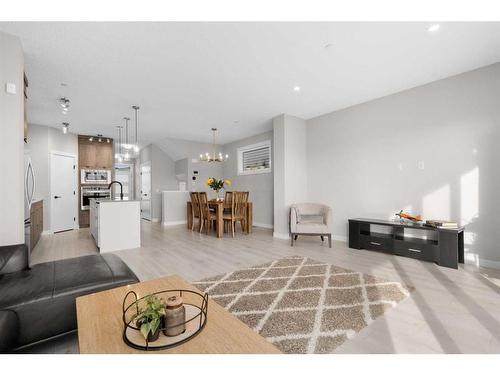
[30,200,43,252]
[79,142,97,169]
[96,143,113,169]
[78,137,113,169]
[79,210,90,227]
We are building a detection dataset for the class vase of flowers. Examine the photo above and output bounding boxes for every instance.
[206,177,231,201]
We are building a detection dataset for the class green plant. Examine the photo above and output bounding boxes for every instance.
[135,295,166,340]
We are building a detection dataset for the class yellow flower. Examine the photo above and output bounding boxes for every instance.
[207,178,213,186]
[225,179,231,187]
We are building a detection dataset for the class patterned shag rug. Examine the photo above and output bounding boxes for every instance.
[193,256,413,354]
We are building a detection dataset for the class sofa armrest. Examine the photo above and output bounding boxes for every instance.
[0,245,29,275]
[323,206,333,231]
[290,206,298,233]
[0,310,19,353]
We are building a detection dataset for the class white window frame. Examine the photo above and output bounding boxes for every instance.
[237,140,272,176]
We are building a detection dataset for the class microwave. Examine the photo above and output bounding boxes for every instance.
[81,169,111,185]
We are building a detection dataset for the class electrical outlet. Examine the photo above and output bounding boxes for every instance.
[5,83,16,94]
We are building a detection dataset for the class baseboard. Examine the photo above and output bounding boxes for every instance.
[333,234,348,242]
[253,222,273,229]
[41,230,52,235]
[151,218,160,223]
[162,220,187,226]
[464,253,500,270]
[273,232,290,240]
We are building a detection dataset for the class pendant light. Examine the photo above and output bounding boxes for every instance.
[199,128,228,162]
[123,117,131,161]
[62,122,69,134]
[132,105,140,154]
[115,126,124,163]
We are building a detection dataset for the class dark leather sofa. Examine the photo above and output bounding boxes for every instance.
[0,244,139,352]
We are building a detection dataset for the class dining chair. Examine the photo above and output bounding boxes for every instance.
[223,191,249,237]
[222,191,233,232]
[198,192,216,234]
[189,192,202,231]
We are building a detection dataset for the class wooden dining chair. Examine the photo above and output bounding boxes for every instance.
[198,192,216,234]
[223,191,249,238]
[189,192,202,231]
[222,191,233,232]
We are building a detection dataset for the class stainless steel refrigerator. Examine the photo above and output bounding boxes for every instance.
[24,149,36,256]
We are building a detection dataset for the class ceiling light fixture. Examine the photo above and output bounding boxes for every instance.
[199,128,228,163]
[59,97,70,109]
[427,24,440,33]
[62,122,69,134]
[293,86,301,92]
[132,105,140,154]
[115,126,124,162]
[89,136,94,142]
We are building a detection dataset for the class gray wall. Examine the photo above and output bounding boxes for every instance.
[222,131,274,227]
[273,114,308,237]
[26,124,78,231]
[136,144,178,221]
[307,63,500,267]
[0,31,24,246]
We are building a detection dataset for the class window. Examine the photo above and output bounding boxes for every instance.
[237,140,272,175]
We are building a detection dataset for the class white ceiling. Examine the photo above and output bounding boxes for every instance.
[1,22,499,144]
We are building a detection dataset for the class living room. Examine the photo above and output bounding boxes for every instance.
[1,0,500,373]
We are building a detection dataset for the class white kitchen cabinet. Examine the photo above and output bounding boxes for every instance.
[90,199,140,252]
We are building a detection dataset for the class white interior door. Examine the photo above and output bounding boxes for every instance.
[50,152,76,232]
[140,162,152,220]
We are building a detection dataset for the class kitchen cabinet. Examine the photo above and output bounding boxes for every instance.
[79,210,89,227]
[89,199,99,246]
[30,200,43,252]
[78,137,113,169]
[96,143,113,169]
[79,142,97,169]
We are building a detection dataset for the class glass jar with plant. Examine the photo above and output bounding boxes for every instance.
[135,295,166,342]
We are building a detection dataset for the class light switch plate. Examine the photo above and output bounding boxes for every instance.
[418,161,425,170]
[5,83,17,94]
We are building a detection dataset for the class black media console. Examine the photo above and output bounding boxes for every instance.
[348,218,464,269]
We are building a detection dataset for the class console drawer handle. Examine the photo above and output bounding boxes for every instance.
[408,248,422,253]
[370,241,381,246]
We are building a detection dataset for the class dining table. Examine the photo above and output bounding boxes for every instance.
[187,200,253,238]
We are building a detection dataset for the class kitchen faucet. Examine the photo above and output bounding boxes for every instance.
[108,181,124,200]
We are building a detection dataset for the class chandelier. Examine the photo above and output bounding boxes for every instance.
[199,128,228,162]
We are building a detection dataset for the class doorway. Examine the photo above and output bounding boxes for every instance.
[50,151,77,233]
[140,161,152,221]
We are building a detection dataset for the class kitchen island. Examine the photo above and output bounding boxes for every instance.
[89,198,141,252]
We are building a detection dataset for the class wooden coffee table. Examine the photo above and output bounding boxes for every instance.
[76,275,281,354]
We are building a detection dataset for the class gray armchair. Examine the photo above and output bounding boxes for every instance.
[290,203,333,248]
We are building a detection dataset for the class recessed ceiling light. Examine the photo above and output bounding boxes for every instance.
[293,86,301,92]
[60,83,68,87]
[324,43,333,49]
[427,24,440,33]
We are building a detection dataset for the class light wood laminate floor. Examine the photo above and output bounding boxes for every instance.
[27,221,500,354]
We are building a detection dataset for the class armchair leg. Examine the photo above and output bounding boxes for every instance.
[290,234,294,247]
[294,235,298,241]
[320,235,324,242]
[328,234,332,248]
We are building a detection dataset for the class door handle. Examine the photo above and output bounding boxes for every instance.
[54,195,62,199]
[370,241,381,246]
